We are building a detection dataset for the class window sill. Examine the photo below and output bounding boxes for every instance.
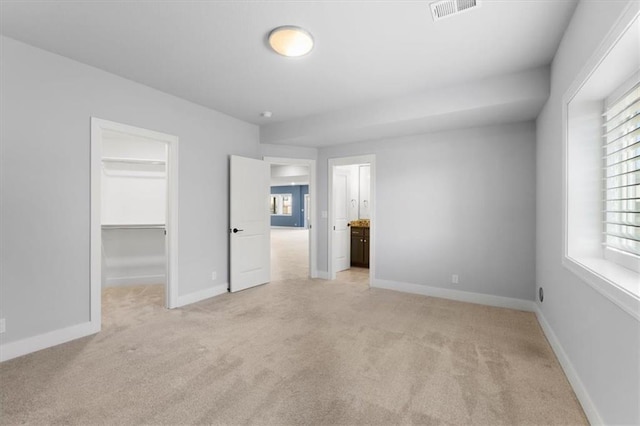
[563,256,640,321]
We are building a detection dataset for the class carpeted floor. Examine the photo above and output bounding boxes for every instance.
[0,230,587,425]
[271,228,310,282]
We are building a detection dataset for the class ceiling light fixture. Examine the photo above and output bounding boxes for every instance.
[268,26,314,57]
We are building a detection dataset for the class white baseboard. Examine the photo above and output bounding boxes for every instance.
[316,270,330,280]
[0,320,99,362]
[176,283,228,307]
[371,279,535,312]
[535,306,603,425]
[105,274,165,287]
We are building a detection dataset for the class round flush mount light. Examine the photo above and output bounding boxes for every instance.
[268,26,314,57]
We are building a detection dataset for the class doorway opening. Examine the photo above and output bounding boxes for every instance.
[90,118,179,332]
[264,157,317,281]
[328,155,375,286]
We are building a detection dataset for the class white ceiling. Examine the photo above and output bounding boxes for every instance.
[0,0,577,145]
[271,164,309,186]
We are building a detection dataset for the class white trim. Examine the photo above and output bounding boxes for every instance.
[371,278,535,312]
[0,321,98,362]
[263,156,318,278]
[165,128,180,309]
[176,283,228,307]
[562,257,640,321]
[605,69,640,107]
[91,118,180,317]
[603,246,640,274]
[316,270,330,280]
[561,4,640,321]
[328,154,376,285]
[90,119,103,332]
[535,307,603,425]
[104,274,166,287]
[562,2,640,106]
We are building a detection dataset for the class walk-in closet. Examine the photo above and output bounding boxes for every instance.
[101,129,168,309]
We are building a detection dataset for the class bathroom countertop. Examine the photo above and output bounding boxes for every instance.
[350,220,370,228]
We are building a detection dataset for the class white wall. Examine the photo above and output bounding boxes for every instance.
[101,136,167,225]
[335,165,359,221]
[535,1,640,424]
[102,228,166,287]
[334,164,371,221]
[317,121,536,302]
[259,143,317,161]
[0,36,259,345]
[101,136,168,287]
[101,169,166,225]
[358,165,371,219]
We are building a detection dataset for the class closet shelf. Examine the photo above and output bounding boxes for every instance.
[102,224,165,230]
[102,157,165,165]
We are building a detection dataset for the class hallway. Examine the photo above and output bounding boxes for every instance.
[270,227,369,285]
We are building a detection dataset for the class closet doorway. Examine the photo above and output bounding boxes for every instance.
[90,118,179,332]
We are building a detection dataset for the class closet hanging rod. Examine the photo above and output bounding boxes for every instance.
[102,157,166,165]
[102,224,165,230]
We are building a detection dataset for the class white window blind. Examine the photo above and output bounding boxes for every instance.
[604,83,640,256]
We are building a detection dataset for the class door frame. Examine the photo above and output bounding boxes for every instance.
[328,154,376,283]
[263,156,318,278]
[90,118,180,332]
[304,194,310,229]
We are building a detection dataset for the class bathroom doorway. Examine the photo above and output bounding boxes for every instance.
[328,155,375,285]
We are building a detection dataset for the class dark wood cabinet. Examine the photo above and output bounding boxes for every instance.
[350,226,370,268]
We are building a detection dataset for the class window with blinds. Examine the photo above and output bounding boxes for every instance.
[603,83,640,257]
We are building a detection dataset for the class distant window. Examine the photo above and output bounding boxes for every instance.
[270,194,292,216]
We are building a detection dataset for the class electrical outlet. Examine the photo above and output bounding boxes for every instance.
[0,318,5,334]
[451,274,459,284]
[211,271,217,281]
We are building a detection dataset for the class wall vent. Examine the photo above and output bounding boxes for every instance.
[430,0,481,21]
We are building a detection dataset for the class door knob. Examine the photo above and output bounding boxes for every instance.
[232,228,244,233]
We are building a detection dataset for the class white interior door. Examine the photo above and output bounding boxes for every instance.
[333,168,351,272]
[230,155,270,292]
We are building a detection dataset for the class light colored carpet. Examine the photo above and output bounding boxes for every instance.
[0,230,587,425]
[271,228,310,281]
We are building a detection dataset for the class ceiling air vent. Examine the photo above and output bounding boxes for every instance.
[430,0,481,21]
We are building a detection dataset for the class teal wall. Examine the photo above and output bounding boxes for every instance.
[270,185,309,227]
